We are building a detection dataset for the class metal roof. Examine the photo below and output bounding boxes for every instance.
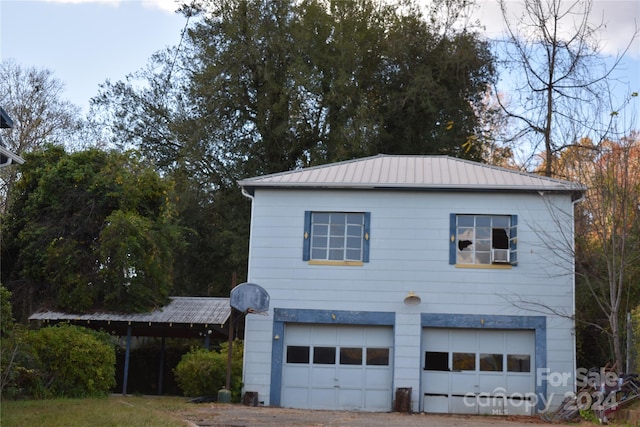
[239,154,586,199]
[0,106,13,128]
[29,296,231,326]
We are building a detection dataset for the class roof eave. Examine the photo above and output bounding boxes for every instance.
[240,182,586,196]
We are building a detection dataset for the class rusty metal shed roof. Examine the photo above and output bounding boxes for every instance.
[28,297,231,339]
[239,154,586,200]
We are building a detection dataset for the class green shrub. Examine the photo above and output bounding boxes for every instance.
[18,324,116,398]
[174,339,243,401]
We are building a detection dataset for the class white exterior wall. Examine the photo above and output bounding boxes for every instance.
[242,188,576,411]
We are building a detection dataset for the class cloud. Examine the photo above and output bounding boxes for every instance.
[41,0,180,14]
[472,0,639,58]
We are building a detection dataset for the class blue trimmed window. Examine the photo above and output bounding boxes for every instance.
[303,211,370,262]
[449,214,517,266]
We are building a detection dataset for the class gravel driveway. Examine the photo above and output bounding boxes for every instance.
[181,404,579,427]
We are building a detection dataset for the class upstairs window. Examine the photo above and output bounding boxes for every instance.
[449,214,517,266]
[303,211,370,263]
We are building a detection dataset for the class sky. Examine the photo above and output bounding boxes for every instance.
[1,0,639,121]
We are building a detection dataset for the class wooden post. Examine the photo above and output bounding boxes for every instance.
[122,325,132,396]
[158,336,165,395]
[226,272,237,391]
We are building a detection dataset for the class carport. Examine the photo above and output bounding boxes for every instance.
[28,296,232,395]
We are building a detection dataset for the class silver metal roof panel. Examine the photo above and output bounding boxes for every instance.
[239,155,586,198]
[28,296,231,326]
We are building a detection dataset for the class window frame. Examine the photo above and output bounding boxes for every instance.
[449,213,518,267]
[303,211,371,264]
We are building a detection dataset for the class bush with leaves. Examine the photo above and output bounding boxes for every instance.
[7,324,117,398]
[174,339,243,401]
[0,284,22,398]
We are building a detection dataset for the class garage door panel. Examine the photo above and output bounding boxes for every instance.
[450,396,478,414]
[282,324,393,411]
[282,387,309,408]
[424,372,448,393]
[286,324,313,342]
[314,328,338,345]
[337,327,365,345]
[340,367,364,386]
[422,328,535,415]
[310,388,335,409]
[365,327,393,343]
[507,375,533,393]
[364,369,391,388]
[451,331,476,351]
[424,395,448,413]
[338,389,363,409]
[285,366,311,386]
[478,331,505,352]
[450,373,477,394]
[365,389,392,410]
[507,333,534,352]
[310,367,336,386]
[478,373,507,392]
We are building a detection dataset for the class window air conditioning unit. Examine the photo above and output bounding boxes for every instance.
[491,248,510,263]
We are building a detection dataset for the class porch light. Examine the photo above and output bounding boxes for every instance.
[403,291,421,305]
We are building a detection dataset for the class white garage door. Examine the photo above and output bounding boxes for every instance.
[421,328,535,416]
[281,324,393,411]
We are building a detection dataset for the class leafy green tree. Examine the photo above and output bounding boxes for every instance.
[553,136,640,369]
[89,0,497,296]
[1,145,184,319]
[1,284,13,335]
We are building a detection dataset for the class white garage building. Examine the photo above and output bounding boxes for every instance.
[238,155,584,414]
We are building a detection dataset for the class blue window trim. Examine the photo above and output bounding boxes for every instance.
[421,313,547,411]
[270,308,395,406]
[449,213,518,266]
[303,211,312,261]
[303,211,371,263]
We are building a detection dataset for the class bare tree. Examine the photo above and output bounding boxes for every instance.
[574,135,640,370]
[495,0,638,177]
[0,60,82,212]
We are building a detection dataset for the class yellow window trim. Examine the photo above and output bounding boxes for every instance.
[308,260,364,267]
[455,263,513,270]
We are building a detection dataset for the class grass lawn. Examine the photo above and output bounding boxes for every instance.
[0,395,194,427]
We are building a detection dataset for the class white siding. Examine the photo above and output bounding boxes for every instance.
[243,189,576,411]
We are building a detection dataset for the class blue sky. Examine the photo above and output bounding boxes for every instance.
[1,0,639,124]
[1,0,186,113]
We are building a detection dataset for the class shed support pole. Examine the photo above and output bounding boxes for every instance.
[158,336,166,395]
[123,325,132,396]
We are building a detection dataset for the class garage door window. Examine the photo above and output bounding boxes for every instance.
[424,351,532,373]
[366,348,390,366]
[340,348,363,365]
[425,351,449,371]
[313,347,336,364]
[507,354,531,372]
[286,345,389,366]
[453,352,475,371]
[480,353,503,371]
[287,346,310,363]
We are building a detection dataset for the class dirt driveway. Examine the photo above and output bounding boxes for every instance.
[181,404,577,427]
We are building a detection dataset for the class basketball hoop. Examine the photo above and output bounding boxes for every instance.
[230,282,270,314]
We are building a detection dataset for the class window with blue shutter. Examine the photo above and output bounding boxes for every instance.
[449,214,518,266]
[303,211,370,263]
